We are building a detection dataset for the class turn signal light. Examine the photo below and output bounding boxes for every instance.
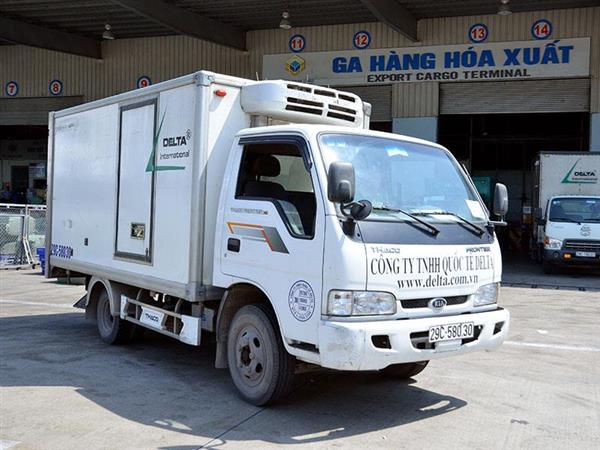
[563,253,572,259]
[214,89,227,97]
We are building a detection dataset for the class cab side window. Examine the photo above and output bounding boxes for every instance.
[236,143,316,238]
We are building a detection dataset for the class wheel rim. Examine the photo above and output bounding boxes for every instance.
[98,298,114,334]
[234,325,267,388]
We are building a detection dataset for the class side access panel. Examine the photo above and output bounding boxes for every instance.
[115,100,156,261]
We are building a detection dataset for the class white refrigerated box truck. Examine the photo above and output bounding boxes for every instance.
[532,152,600,273]
[47,71,510,405]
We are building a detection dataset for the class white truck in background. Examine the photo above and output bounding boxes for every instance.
[47,71,510,405]
[532,152,600,273]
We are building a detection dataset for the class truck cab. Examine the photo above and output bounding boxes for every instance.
[214,123,510,401]
[538,195,600,272]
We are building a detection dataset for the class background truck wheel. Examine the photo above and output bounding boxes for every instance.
[380,361,429,379]
[542,260,558,274]
[227,304,295,406]
[96,291,135,345]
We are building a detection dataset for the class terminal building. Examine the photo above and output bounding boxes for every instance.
[0,0,598,249]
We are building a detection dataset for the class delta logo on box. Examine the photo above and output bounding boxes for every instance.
[561,159,598,184]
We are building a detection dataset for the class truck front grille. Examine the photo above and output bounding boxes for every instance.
[401,295,468,309]
[563,240,600,252]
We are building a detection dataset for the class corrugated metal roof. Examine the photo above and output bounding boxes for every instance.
[0,0,597,42]
[175,0,374,29]
[0,0,172,40]
[402,0,600,18]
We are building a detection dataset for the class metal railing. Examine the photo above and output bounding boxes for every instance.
[0,203,47,268]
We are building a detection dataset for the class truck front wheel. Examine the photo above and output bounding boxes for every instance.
[96,291,135,345]
[380,361,429,379]
[227,304,295,406]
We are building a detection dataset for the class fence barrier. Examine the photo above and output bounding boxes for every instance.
[0,203,47,268]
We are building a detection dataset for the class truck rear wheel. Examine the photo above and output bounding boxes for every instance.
[96,291,135,345]
[380,361,429,379]
[227,304,295,406]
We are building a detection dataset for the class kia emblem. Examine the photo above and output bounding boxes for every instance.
[429,297,447,309]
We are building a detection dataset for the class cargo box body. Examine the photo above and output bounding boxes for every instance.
[534,152,600,215]
[48,72,250,300]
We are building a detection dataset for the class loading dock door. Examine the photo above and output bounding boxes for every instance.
[0,96,84,126]
[115,101,156,262]
[440,79,590,114]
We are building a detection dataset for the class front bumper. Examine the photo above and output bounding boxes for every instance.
[543,249,600,266]
[318,307,509,371]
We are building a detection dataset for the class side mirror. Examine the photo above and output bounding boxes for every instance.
[534,207,544,221]
[327,162,355,204]
[349,200,372,221]
[493,183,509,218]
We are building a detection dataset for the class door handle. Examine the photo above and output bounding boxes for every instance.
[227,238,241,252]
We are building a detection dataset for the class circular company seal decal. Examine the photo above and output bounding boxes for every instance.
[288,280,315,322]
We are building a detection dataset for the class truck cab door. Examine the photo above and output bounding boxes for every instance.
[220,135,325,347]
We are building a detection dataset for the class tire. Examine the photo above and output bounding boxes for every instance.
[96,290,135,345]
[380,361,429,379]
[227,304,295,406]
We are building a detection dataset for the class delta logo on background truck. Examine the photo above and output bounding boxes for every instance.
[46,71,510,406]
[533,152,600,273]
[561,159,598,184]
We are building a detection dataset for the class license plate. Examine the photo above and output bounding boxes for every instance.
[575,251,596,258]
[429,322,474,343]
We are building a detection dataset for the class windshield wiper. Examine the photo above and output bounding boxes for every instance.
[412,210,486,236]
[372,205,439,236]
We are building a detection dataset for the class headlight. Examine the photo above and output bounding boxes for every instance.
[471,283,499,307]
[544,236,563,250]
[327,290,397,316]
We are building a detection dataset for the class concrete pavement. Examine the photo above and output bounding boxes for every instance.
[1,269,599,449]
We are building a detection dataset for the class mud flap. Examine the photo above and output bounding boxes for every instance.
[73,294,87,309]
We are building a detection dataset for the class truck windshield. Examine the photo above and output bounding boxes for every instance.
[319,133,486,222]
[549,197,600,223]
